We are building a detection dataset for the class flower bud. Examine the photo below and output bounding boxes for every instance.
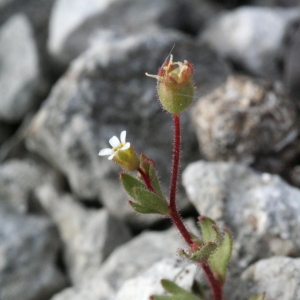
[139,153,156,176]
[113,145,140,171]
[146,55,194,114]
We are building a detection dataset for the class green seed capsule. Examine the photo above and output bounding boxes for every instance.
[146,55,195,114]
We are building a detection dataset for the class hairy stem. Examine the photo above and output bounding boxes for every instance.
[168,114,223,300]
[201,263,223,300]
[137,167,155,193]
[169,114,180,212]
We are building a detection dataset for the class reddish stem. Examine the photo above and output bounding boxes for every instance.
[137,167,155,193]
[168,114,223,300]
[169,114,180,212]
[201,263,223,300]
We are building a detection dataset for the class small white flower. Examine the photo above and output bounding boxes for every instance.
[99,131,130,160]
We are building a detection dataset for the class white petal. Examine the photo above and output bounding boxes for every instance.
[121,142,130,150]
[109,136,120,148]
[99,148,113,156]
[120,131,127,144]
[108,152,116,160]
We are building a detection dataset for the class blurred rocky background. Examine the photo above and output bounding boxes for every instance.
[1,1,300,300]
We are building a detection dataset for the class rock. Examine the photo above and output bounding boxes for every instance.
[26,30,230,227]
[50,220,197,300]
[0,201,66,300]
[253,0,300,7]
[0,158,63,213]
[0,0,54,30]
[115,257,197,300]
[233,257,300,300]
[191,75,298,173]
[283,19,300,99]
[36,184,132,286]
[182,161,300,272]
[0,0,58,83]
[0,14,40,123]
[48,0,222,65]
[0,121,16,145]
[201,7,300,79]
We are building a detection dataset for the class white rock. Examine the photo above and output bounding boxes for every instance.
[0,202,66,300]
[201,7,300,79]
[182,161,300,271]
[36,184,132,286]
[0,158,62,213]
[115,257,197,300]
[234,256,300,300]
[48,0,174,64]
[50,220,198,300]
[0,14,40,122]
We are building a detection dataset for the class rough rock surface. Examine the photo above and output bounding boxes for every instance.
[0,14,40,122]
[191,75,298,173]
[201,7,300,79]
[0,158,63,213]
[253,0,300,6]
[36,184,132,286]
[283,19,300,99]
[0,201,66,300]
[48,0,221,64]
[50,220,197,300]
[182,161,300,272]
[233,256,300,300]
[115,257,197,300]
[26,30,229,227]
[0,121,16,145]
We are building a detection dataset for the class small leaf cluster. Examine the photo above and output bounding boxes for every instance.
[120,156,170,215]
[180,216,232,286]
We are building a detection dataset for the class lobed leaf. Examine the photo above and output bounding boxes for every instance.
[149,164,165,199]
[133,187,170,215]
[208,228,233,285]
[198,216,223,245]
[120,173,145,200]
[179,242,218,263]
[129,201,159,214]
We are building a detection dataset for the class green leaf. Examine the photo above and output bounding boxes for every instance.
[149,164,165,199]
[129,201,159,214]
[151,279,200,300]
[179,242,218,263]
[120,173,145,200]
[208,228,233,284]
[133,187,170,215]
[249,293,266,300]
[199,216,222,245]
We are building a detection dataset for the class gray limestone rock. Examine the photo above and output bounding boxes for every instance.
[115,257,197,300]
[0,121,15,146]
[233,257,300,300]
[36,184,132,286]
[48,0,221,64]
[253,0,300,6]
[182,161,300,272]
[26,30,229,227]
[0,158,63,213]
[191,75,298,173]
[0,201,66,300]
[201,7,300,79]
[50,220,197,300]
[0,14,40,122]
[47,0,171,64]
